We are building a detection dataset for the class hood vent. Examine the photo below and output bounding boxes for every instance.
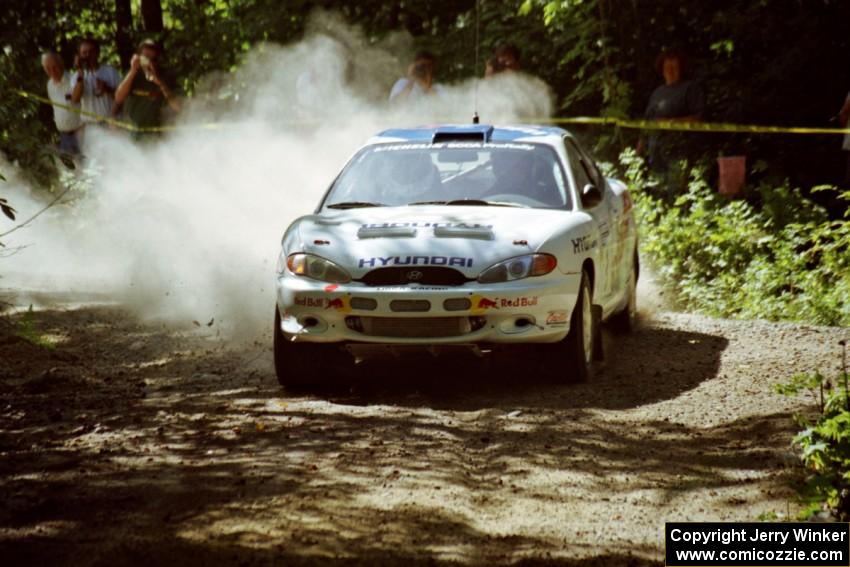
[357,226,417,239]
[431,125,494,144]
[433,225,494,240]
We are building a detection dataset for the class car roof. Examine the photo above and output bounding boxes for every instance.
[368,124,569,146]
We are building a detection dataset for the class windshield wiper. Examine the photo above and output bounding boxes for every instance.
[326,201,386,210]
[409,199,526,207]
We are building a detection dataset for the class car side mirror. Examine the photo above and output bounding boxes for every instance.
[580,183,603,208]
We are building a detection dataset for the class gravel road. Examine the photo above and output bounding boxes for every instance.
[1,288,848,566]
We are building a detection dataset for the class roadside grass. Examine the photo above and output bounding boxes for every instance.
[14,305,57,350]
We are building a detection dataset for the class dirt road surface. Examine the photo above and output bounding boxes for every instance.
[1,291,848,566]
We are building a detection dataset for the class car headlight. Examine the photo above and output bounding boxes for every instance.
[284,253,351,283]
[477,253,557,284]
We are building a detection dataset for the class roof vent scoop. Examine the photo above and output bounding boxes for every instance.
[431,125,494,144]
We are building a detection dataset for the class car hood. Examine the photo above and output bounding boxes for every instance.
[284,205,586,278]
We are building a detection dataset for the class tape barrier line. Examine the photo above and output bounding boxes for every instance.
[18,89,850,135]
[14,89,221,133]
[534,116,850,135]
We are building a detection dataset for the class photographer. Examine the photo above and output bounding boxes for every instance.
[114,39,180,135]
[486,43,522,77]
[389,51,444,102]
[70,38,121,126]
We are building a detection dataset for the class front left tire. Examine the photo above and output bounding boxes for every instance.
[610,251,639,333]
[543,269,596,382]
[273,308,349,391]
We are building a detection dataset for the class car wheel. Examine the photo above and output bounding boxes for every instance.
[544,270,595,382]
[610,252,638,333]
[273,308,330,391]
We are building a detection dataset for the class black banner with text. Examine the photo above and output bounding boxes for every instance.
[665,522,849,566]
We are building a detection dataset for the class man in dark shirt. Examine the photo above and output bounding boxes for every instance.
[640,49,705,179]
[114,39,180,135]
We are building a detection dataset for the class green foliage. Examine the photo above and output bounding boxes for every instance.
[622,149,850,326]
[4,0,850,203]
[16,305,55,349]
[524,0,850,191]
[778,367,850,521]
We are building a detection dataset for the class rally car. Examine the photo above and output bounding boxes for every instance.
[274,124,638,387]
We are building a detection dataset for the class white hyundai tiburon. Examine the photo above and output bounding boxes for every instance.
[274,124,638,388]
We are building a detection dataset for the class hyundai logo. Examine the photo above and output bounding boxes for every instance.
[406,270,424,281]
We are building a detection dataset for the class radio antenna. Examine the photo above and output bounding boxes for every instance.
[472,0,481,124]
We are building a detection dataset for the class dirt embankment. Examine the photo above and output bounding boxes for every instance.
[1,296,848,566]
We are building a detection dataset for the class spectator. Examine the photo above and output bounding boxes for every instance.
[639,48,705,179]
[389,51,444,102]
[484,56,497,78]
[490,43,521,75]
[70,38,121,127]
[42,51,82,155]
[114,39,181,134]
[838,90,850,185]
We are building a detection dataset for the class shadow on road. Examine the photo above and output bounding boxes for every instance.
[311,324,728,412]
[0,305,787,567]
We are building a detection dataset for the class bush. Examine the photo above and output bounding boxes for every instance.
[620,149,850,326]
[776,361,850,521]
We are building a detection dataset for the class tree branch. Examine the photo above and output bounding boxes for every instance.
[0,184,72,239]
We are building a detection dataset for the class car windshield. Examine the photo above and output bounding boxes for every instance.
[323,142,572,210]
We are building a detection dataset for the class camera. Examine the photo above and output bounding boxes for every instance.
[139,55,155,81]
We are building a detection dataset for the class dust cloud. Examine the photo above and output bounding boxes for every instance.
[1,11,554,335]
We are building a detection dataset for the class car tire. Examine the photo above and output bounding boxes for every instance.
[610,252,638,333]
[273,308,328,391]
[544,270,595,382]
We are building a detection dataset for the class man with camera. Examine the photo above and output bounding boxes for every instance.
[70,38,121,127]
[389,51,444,102]
[114,39,180,135]
[485,43,522,77]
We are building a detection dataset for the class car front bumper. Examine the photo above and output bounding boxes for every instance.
[275,272,582,345]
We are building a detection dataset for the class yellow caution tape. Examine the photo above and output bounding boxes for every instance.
[14,89,222,133]
[18,89,850,135]
[533,116,850,135]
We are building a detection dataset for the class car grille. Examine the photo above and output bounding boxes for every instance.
[345,316,486,338]
[358,267,471,287]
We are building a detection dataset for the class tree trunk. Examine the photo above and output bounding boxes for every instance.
[141,0,164,33]
[115,0,132,70]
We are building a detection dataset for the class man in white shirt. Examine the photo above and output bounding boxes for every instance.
[70,38,121,126]
[42,51,82,155]
[389,51,445,102]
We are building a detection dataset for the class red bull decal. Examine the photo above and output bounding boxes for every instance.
[500,297,538,308]
[471,295,539,313]
[294,296,350,312]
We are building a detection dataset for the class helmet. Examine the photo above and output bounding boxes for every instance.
[385,152,440,203]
